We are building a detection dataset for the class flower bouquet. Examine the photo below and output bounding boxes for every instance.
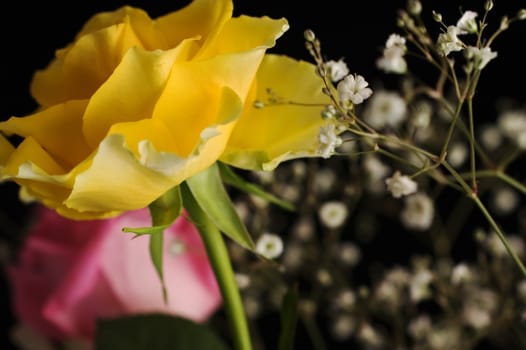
[1,0,526,349]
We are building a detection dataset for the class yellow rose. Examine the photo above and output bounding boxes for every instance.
[0,0,330,219]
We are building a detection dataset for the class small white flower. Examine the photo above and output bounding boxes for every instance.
[451,263,473,285]
[437,26,463,56]
[318,123,343,158]
[377,46,407,74]
[456,10,479,34]
[313,167,337,194]
[333,289,356,311]
[363,90,407,129]
[255,233,284,259]
[410,100,433,129]
[409,269,434,302]
[363,155,391,193]
[385,171,418,198]
[234,273,251,290]
[401,192,435,230]
[480,124,503,151]
[337,74,373,106]
[491,186,519,215]
[465,46,497,70]
[407,315,432,340]
[386,33,406,48]
[325,58,350,82]
[447,142,468,167]
[485,233,525,258]
[497,109,526,149]
[319,201,348,229]
[331,315,356,340]
[377,34,408,74]
[336,242,362,266]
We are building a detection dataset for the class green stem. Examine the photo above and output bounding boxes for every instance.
[183,186,252,350]
[471,194,526,278]
[466,98,477,192]
[442,161,526,278]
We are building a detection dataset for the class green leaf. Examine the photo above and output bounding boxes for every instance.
[122,186,182,304]
[95,314,231,350]
[278,285,299,350]
[122,224,170,237]
[185,163,255,251]
[218,162,295,212]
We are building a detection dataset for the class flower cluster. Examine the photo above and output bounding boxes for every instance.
[2,0,526,350]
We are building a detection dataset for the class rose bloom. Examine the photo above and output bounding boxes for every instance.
[6,206,221,345]
[0,0,329,220]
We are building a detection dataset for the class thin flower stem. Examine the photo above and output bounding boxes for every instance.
[441,161,526,278]
[497,172,526,195]
[183,198,252,350]
[467,98,477,192]
[471,194,526,278]
[498,147,523,171]
[440,100,464,159]
[454,170,526,195]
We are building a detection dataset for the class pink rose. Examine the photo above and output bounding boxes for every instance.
[6,206,221,344]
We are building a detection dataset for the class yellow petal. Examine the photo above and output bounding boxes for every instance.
[82,43,197,148]
[195,15,288,60]
[31,22,144,107]
[76,6,163,50]
[155,0,233,50]
[0,133,14,169]
[0,101,90,169]
[152,49,263,157]
[221,54,330,170]
[66,87,242,215]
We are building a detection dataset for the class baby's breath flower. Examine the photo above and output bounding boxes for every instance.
[401,192,435,230]
[255,233,284,259]
[318,123,343,158]
[337,74,373,106]
[325,58,350,82]
[411,100,433,129]
[319,201,349,229]
[407,315,432,340]
[331,315,356,340]
[437,26,463,56]
[385,171,418,198]
[464,46,498,70]
[363,155,391,193]
[234,273,251,290]
[491,186,519,215]
[497,109,526,149]
[518,9,526,20]
[480,124,503,151]
[451,263,474,285]
[363,90,407,129]
[243,296,261,319]
[447,141,468,167]
[377,34,408,74]
[456,10,479,34]
[314,167,337,194]
[409,268,434,302]
[337,242,362,266]
[377,46,407,74]
[386,33,407,48]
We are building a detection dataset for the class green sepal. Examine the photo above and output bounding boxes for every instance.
[185,163,255,251]
[218,162,295,212]
[122,186,182,303]
[95,314,231,350]
[278,284,299,350]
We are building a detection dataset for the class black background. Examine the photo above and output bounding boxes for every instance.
[1,1,526,349]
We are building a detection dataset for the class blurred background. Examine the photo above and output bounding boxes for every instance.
[1,1,526,349]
